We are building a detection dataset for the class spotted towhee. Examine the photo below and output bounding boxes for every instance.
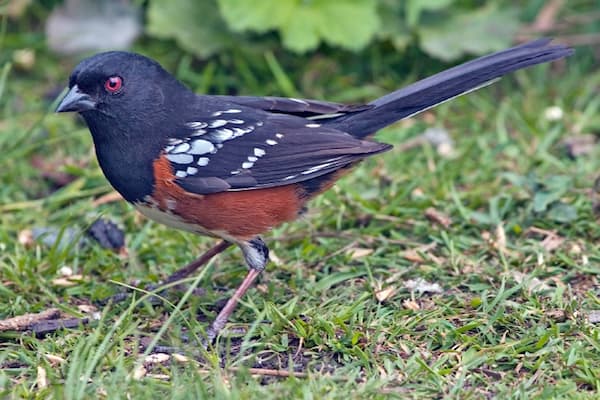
[56,39,572,343]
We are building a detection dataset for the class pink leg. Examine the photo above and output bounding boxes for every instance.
[205,268,262,343]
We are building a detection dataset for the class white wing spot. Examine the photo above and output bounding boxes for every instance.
[242,161,254,169]
[168,138,183,145]
[197,157,209,166]
[231,170,241,175]
[266,139,277,146]
[167,153,194,164]
[188,139,215,155]
[276,133,284,139]
[187,122,208,129]
[306,123,321,128]
[222,109,241,113]
[282,174,297,181]
[254,148,266,157]
[233,127,253,136]
[307,112,344,120]
[248,156,258,162]
[209,119,227,128]
[290,98,308,105]
[191,129,206,136]
[227,119,244,124]
[256,121,264,127]
[175,170,187,178]
[171,143,190,154]
[211,128,234,142]
[301,162,334,175]
[186,166,198,175]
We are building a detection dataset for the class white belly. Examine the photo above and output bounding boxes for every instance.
[134,203,210,235]
[133,202,238,243]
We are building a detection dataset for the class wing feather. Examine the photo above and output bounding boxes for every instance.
[165,112,390,194]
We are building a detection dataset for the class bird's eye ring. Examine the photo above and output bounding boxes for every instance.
[104,76,123,93]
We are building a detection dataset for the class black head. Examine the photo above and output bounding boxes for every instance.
[55,51,192,202]
[56,51,188,124]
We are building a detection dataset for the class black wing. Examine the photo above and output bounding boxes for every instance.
[163,110,390,195]
[213,95,372,119]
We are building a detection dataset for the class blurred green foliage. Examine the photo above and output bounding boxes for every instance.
[0,0,597,103]
[147,0,522,61]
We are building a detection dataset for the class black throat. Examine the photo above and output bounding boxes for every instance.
[83,112,165,203]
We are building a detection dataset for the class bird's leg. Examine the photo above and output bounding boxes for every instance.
[140,240,232,297]
[163,240,232,285]
[99,240,233,306]
[205,237,268,344]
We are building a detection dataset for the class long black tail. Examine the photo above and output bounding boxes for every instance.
[328,38,573,138]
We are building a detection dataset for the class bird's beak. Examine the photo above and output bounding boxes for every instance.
[55,85,96,113]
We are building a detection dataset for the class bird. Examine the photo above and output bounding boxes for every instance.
[55,38,572,344]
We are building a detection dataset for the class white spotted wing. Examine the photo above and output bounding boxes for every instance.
[164,107,390,194]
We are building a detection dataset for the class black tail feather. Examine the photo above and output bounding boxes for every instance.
[328,39,573,138]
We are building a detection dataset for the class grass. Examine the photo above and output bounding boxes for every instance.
[1,46,600,399]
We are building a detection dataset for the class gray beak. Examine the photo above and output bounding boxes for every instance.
[55,85,96,113]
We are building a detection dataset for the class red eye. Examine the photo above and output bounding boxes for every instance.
[104,76,122,93]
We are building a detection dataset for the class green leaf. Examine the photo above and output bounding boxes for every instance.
[147,0,232,58]
[314,270,367,292]
[219,0,380,53]
[419,6,520,61]
[533,191,562,213]
[543,175,572,192]
[313,1,380,51]
[502,172,535,189]
[280,5,322,53]
[532,175,571,213]
[547,203,578,223]
[406,0,454,27]
[217,0,295,33]
[378,7,412,51]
